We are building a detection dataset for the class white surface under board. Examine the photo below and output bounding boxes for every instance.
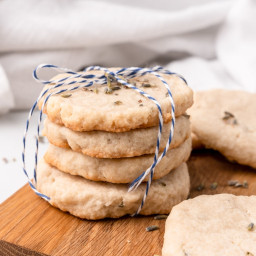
[0,110,47,203]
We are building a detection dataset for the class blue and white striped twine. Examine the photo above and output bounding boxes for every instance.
[22,64,187,215]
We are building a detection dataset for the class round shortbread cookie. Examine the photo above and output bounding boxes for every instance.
[38,69,193,132]
[44,137,191,183]
[191,132,204,149]
[162,194,256,256]
[37,160,190,220]
[43,115,190,158]
[189,89,256,168]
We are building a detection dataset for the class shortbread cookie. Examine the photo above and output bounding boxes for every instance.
[43,115,190,158]
[38,69,193,132]
[162,194,256,256]
[191,132,204,149]
[189,90,256,168]
[44,137,191,183]
[37,160,190,219]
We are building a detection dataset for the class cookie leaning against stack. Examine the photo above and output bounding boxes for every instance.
[189,89,256,168]
[36,68,193,220]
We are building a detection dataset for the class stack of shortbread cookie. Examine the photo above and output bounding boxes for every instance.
[36,69,193,220]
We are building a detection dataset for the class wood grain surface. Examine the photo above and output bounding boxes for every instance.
[0,150,256,256]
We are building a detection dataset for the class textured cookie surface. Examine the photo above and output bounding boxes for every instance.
[43,115,190,158]
[37,160,190,220]
[44,137,191,183]
[38,69,193,132]
[162,194,256,256]
[189,90,256,168]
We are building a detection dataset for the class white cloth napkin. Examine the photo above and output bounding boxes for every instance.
[216,0,256,92]
[0,0,231,52]
[0,65,14,114]
[166,57,242,92]
[169,0,256,93]
[1,0,255,113]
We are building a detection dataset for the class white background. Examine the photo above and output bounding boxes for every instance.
[0,0,256,203]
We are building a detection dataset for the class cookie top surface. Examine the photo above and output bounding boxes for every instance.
[38,69,193,132]
[189,89,256,168]
[162,194,256,256]
[43,114,190,158]
[37,160,190,219]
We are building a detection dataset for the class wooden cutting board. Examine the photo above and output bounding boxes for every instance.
[0,150,256,256]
